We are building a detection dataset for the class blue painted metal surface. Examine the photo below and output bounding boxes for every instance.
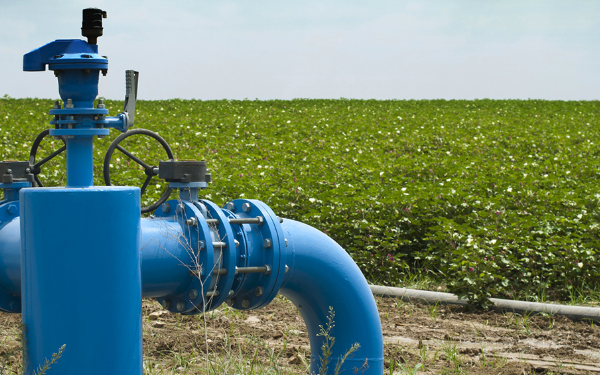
[0,203,21,313]
[140,218,191,298]
[20,186,141,375]
[280,219,384,374]
[65,137,94,187]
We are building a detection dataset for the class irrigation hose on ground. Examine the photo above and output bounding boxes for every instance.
[370,285,600,323]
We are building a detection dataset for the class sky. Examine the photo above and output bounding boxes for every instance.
[0,0,599,101]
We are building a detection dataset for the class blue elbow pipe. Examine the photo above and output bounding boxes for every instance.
[280,219,384,374]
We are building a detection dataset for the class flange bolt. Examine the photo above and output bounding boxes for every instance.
[161,300,170,309]
[161,202,171,213]
[263,238,272,249]
[176,302,185,312]
[241,299,250,308]
[255,287,263,297]
[226,202,235,211]
[185,217,197,227]
[242,202,251,212]
[189,289,198,300]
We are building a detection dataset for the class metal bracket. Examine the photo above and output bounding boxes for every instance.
[122,70,139,130]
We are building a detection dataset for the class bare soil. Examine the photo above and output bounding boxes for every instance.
[2,295,600,374]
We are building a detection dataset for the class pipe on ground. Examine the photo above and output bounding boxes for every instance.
[281,219,384,374]
[370,285,600,323]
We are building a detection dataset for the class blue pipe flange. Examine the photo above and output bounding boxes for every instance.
[220,208,249,301]
[194,199,237,312]
[250,199,287,308]
[152,200,214,314]
[224,199,286,310]
[0,201,21,313]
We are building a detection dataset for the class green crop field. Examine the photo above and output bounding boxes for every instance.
[2,97,599,307]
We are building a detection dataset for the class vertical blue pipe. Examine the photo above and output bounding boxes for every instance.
[66,137,94,187]
[280,219,384,375]
[20,186,141,375]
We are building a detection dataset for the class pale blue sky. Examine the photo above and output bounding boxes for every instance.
[1,0,599,100]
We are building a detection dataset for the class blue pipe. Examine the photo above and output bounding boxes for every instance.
[0,218,21,295]
[66,137,94,187]
[280,219,384,374]
[139,218,192,298]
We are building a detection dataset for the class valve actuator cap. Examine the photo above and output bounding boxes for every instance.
[82,8,107,45]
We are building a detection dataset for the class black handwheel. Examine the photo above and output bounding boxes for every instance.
[29,129,67,187]
[103,129,174,213]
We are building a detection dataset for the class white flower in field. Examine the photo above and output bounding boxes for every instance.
[358,149,363,154]
[543,174,548,178]
[257,165,262,169]
[578,262,583,268]
[490,239,497,244]
[566,171,571,174]
[260,172,264,176]
[380,172,384,176]
[308,198,316,203]
[451,189,456,194]
[446,178,451,182]
[401,187,406,192]
[578,214,583,219]
[507,187,512,192]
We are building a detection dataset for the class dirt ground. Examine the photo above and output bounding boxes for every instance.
[2,295,600,374]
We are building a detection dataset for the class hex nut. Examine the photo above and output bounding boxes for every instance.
[177,302,185,311]
[161,300,171,309]
[7,205,17,215]
[189,289,198,300]
[226,202,235,211]
[241,299,250,308]
[161,202,171,213]
[242,202,251,212]
[263,238,272,249]
[226,299,234,307]
[255,286,263,297]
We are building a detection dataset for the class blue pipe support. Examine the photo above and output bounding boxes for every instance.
[20,186,141,375]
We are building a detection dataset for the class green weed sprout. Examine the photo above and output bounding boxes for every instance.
[315,306,361,375]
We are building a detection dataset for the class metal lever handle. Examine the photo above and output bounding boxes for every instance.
[123,70,139,130]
